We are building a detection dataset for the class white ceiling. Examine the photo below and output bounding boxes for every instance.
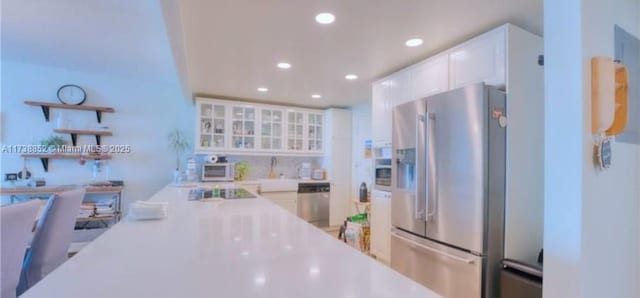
[1,0,177,83]
[1,0,543,108]
[178,0,543,107]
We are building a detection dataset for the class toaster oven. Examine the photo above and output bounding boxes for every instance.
[201,163,235,182]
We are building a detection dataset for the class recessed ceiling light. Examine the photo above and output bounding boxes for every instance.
[257,87,268,92]
[405,38,424,47]
[311,94,322,99]
[345,74,358,80]
[277,62,291,69]
[315,13,335,24]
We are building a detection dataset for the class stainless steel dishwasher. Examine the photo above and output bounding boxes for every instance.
[297,182,330,228]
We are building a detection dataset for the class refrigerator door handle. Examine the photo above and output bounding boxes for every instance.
[426,112,437,220]
[391,231,475,264]
[416,114,427,221]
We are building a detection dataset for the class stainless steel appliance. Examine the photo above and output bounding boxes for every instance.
[201,163,235,182]
[297,182,330,228]
[390,83,506,298]
[501,259,542,298]
[373,146,392,191]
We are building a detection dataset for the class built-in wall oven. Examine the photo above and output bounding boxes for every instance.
[373,146,392,191]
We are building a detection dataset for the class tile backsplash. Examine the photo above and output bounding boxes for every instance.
[195,154,322,181]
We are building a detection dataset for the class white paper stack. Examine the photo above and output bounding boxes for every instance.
[128,201,168,220]
[78,202,96,218]
[95,198,115,217]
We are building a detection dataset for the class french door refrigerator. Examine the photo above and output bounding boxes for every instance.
[390,83,506,298]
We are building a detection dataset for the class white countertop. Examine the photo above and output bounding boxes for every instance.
[21,185,439,298]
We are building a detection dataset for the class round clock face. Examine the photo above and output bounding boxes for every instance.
[57,84,86,105]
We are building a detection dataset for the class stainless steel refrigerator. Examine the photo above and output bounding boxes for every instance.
[390,83,506,298]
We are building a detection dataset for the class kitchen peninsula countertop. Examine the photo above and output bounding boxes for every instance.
[21,184,439,298]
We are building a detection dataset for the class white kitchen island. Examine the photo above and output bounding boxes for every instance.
[21,184,439,298]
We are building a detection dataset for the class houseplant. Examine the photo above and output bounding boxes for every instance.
[235,161,250,181]
[168,130,191,184]
[40,135,67,152]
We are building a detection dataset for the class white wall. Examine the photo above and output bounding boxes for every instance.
[581,1,639,297]
[0,60,194,210]
[350,101,373,210]
[544,0,640,297]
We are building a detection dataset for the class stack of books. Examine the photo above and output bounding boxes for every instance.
[94,198,115,217]
[78,202,96,218]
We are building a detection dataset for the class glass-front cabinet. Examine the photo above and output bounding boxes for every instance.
[231,106,256,150]
[307,113,323,152]
[287,111,305,151]
[196,98,323,155]
[260,109,284,150]
[198,102,227,150]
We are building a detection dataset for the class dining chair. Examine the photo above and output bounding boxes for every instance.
[17,188,86,295]
[1,200,41,298]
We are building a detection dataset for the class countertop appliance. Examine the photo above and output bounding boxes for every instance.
[390,83,506,298]
[297,182,330,228]
[311,168,325,180]
[201,163,235,182]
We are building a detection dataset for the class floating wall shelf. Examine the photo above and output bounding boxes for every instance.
[21,153,112,172]
[53,129,112,146]
[25,100,115,123]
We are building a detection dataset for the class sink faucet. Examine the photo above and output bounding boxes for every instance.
[268,157,278,179]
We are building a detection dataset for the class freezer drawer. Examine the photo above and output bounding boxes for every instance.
[390,228,483,298]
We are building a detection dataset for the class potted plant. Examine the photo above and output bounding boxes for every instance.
[168,130,191,184]
[235,161,250,181]
[40,136,67,153]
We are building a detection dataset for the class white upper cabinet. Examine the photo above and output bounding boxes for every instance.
[286,110,305,152]
[448,28,506,89]
[195,98,323,155]
[371,79,392,147]
[409,55,449,101]
[388,70,411,106]
[372,70,411,147]
[197,101,227,151]
[306,113,323,153]
[230,105,257,150]
[260,108,284,151]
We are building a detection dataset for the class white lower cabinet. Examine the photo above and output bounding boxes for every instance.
[262,192,298,214]
[370,190,391,264]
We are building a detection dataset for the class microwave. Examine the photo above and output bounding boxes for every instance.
[202,163,235,182]
[374,160,392,191]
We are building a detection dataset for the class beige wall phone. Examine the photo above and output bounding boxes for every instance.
[591,57,629,170]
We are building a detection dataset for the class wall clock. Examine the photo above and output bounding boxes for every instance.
[57,84,86,105]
